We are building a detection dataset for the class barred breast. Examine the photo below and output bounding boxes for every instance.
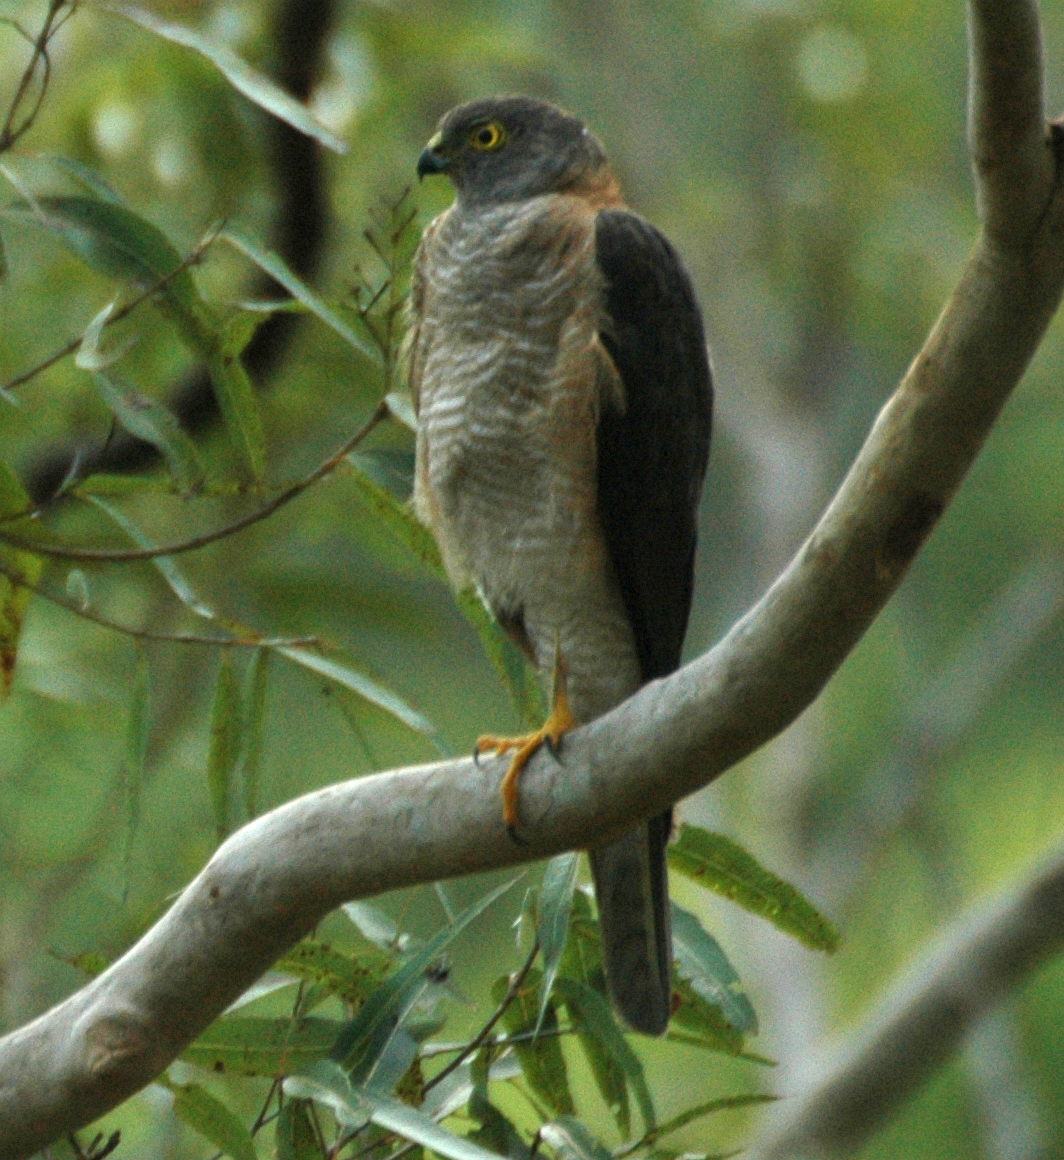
[412,193,642,721]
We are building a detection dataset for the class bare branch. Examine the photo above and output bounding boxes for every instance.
[0,0,1062,1154]
[743,840,1064,1160]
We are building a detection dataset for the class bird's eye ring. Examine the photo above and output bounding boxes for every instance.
[469,121,506,151]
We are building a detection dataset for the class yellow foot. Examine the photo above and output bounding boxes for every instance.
[475,656,577,835]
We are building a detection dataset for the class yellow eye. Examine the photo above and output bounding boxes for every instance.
[469,121,506,151]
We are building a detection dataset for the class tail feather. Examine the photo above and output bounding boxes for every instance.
[588,809,672,1035]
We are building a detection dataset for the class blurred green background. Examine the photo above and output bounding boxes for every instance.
[1,0,1062,1156]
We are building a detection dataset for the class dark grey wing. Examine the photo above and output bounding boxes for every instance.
[588,208,712,1036]
[594,208,712,682]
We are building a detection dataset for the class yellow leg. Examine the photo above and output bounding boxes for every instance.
[476,651,577,832]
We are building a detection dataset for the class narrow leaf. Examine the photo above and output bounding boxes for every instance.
[88,368,205,493]
[208,651,242,840]
[106,6,348,154]
[288,1061,508,1160]
[539,1117,614,1160]
[671,904,757,1035]
[223,228,379,363]
[491,969,573,1118]
[668,824,840,952]
[277,643,438,739]
[164,1078,259,1160]
[275,1099,319,1160]
[553,978,656,1134]
[536,853,580,1029]
[182,1015,344,1076]
[0,458,43,697]
[203,345,266,483]
[239,647,269,818]
[276,939,391,1007]
[4,195,200,310]
[331,876,520,1076]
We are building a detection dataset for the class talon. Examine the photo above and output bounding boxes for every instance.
[475,650,578,833]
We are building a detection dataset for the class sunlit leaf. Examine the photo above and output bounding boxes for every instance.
[163,1077,259,1160]
[105,5,348,154]
[668,824,839,952]
[671,904,757,1035]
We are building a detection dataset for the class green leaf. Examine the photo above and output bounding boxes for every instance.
[277,643,439,740]
[553,978,655,1134]
[105,6,348,154]
[491,968,573,1118]
[202,344,266,483]
[85,496,219,621]
[208,651,242,840]
[2,194,265,480]
[0,457,43,698]
[621,1092,776,1154]
[240,647,269,819]
[86,367,206,494]
[276,939,392,1007]
[162,1077,259,1160]
[288,1061,508,1160]
[671,904,757,1035]
[668,824,839,952]
[538,1117,614,1160]
[331,876,520,1077]
[182,1015,343,1076]
[223,227,379,363]
[275,1099,319,1160]
[537,853,580,1030]
[2,195,198,301]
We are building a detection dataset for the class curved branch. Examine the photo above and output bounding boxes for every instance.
[1,0,1062,1154]
[743,840,1064,1160]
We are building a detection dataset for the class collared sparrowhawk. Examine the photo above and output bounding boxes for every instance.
[407,96,712,1035]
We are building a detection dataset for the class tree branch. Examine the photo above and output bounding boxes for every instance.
[1,0,1063,1153]
[743,839,1064,1160]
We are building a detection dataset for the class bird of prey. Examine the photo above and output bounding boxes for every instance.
[407,96,712,1035]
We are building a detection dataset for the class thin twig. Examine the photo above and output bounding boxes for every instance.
[0,398,391,557]
[0,558,317,648]
[1,223,221,396]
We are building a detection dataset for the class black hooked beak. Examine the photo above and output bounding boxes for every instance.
[417,140,449,180]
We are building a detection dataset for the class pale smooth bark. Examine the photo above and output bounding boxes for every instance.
[2,0,1063,1154]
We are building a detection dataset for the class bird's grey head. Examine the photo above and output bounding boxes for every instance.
[417,96,612,205]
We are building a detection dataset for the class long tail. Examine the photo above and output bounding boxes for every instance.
[588,809,673,1035]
